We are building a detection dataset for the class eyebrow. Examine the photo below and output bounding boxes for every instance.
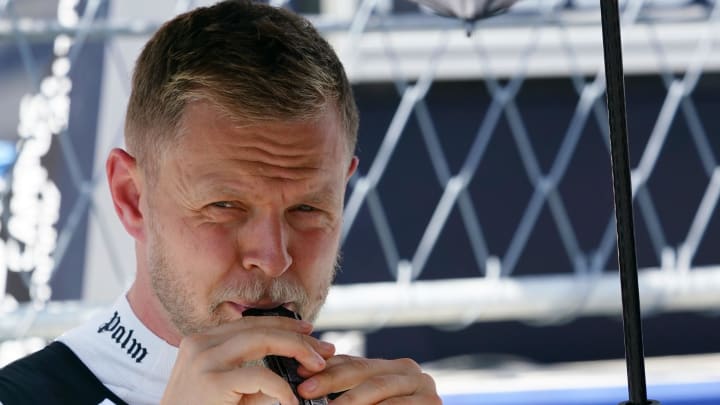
[296,185,341,207]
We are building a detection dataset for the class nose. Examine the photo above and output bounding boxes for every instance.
[239,212,293,278]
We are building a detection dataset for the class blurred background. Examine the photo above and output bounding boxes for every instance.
[1,0,719,404]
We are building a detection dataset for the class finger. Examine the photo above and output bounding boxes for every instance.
[208,366,300,405]
[297,356,422,399]
[297,341,335,376]
[203,328,329,372]
[329,372,439,405]
[202,316,314,344]
[327,374,416,405]
[177,316,314,356]
[376,388,443,405]
[324,355,421,373]
[316,339,336,357]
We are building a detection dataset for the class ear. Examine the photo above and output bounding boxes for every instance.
[346,156,359,182]
[106,148,145,241]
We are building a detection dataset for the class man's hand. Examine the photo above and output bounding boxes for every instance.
[161,316,335,405]
[296,355,442,404]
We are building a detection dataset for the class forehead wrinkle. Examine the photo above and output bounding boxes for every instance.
[181,101,348,167]
[186,159,327,191]
[237,125,328,150]
[191,171,341,208]
[234,127,341,158]
[228,118,345,160]
[226,159,322,181]
[180,140,332,183]
[237,143,320,159]
[224,145,324,172]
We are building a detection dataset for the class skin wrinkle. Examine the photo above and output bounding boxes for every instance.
[202,160,320,181]
[209,140,333,176]
[205,135,327,165]
[166,103,345,215]
[169,166,344,225]
[179,101,346,158]
[172,104,340,183]
[229,147,323,167]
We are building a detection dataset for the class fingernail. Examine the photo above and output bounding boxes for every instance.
[319,341,335,351]
[303,378,318,392]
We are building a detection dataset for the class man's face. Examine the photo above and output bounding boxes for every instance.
[141,101,356,336]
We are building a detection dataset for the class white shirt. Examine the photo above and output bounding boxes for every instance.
[58,295,178,405]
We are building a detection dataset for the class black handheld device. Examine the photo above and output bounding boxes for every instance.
[242,306,328,405]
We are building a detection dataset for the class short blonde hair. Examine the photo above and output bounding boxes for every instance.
[125,0,358,177]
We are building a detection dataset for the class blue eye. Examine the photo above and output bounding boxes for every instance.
[295,204,316,212]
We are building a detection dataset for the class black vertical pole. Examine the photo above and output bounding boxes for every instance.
[598,1,658,405]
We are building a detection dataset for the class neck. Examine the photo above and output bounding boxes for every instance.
[127,263,183,347]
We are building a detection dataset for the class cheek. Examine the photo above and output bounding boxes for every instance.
[289,229,339,278]
[188,224,239,265]
[159,216,239,277]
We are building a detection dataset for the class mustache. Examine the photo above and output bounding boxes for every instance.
[211,277,310,313]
